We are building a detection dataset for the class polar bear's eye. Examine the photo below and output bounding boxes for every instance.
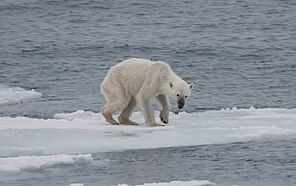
[176,94,180,97]
[185,95,188,98]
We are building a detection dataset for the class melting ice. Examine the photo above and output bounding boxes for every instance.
[1,108,296,158]
[70,180,215,186]
[0,85,42,105]
[1,107,296,177]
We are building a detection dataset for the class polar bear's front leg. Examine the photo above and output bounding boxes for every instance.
[136,93,160,127]
[156,94,171,124]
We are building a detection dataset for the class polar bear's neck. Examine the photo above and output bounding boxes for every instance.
[169,71,187,85]
[157,68,188,97]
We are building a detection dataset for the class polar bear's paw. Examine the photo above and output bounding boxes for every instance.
[149,123,165,127]
[160,111,169,124]
[119,118,139,126]
[102,109,119,125]
[108,119,119,125]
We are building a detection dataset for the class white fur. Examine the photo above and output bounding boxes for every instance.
[100,58,193,127]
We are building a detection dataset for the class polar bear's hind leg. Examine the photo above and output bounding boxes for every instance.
[101,107,119,125]
[118,97,138,125]
[101,83,123,125]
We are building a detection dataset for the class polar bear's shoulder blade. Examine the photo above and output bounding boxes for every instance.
[150,61,171,72]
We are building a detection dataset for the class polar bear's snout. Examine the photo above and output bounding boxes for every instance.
[177,98,185,109]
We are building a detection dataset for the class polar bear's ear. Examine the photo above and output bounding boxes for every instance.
[170,82,173,88]
[189,83,194,89]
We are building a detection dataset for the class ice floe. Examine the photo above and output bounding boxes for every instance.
[0,85,42,105]
[0,108,295,157]
[0,154,92,173]
[117,180,215,186]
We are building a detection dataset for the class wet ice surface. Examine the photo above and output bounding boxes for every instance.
[0,154,93,173]
[0,108,296,185]
[0,85,42,106]
[0,108,296,156]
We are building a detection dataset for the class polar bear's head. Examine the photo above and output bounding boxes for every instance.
[169,82,194,109]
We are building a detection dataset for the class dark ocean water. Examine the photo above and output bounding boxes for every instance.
[1,0,296,118]
[1,0,296,185]
[1,138,296,186]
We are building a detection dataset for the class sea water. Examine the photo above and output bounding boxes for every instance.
[1,0,296,185]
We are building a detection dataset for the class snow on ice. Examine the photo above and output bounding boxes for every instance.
[117,180,215,186]
[0,85,42,105]
[1,107,296,174]
[70,180,216,186]
[0,154,92,173]
[0,108,295,156]
[70,180,215,186]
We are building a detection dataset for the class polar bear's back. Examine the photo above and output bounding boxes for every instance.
[119,58,154,67]
[114,58,160,72]
[101,58,172,96]
[112,58,171,79]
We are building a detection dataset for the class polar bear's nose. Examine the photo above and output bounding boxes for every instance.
[177,99,185,109]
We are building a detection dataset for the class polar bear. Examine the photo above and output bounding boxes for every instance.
[100,58,194,127]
